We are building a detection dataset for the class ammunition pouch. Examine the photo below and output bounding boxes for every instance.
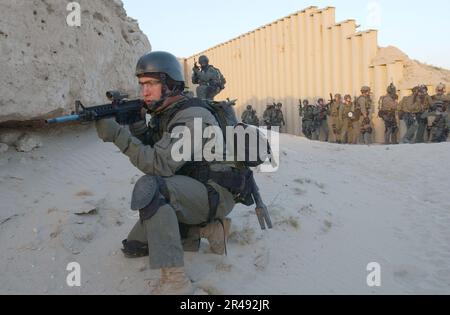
[177,162,255,208]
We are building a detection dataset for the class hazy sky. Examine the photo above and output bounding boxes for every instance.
[123,0,450,69]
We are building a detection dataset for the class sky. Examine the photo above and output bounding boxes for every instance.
[122,0,450,69]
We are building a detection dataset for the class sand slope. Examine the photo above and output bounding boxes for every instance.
[1,126,449,295]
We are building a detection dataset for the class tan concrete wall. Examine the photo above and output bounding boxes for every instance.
[183,6,409,143]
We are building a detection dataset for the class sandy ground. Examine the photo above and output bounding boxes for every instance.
[1,125,450,295]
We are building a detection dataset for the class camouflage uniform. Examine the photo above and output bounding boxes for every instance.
[263,105,276,129]
[421,103,449,143]
[399,93,421,143]
[100,95,236,270]
[329,95,343,143]
[354,88,373,144]
[340,97,354,144]
[379,89,399,145]
[432,93,450,107]
[192,57,223,101]
[241,106,260,126]
[273,103,286,131]
[432,83,450,112]
[315,100,329,142]
[413,86,433,143]
[301,103,318,140]
[360,116,373,145]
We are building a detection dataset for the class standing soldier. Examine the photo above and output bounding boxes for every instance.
[432,83,450,109]
[315,98,330,142]
[399,86,420,144]
[379,83,399,144]
[191,55,225,101]
[340,95,354,144]
[421,101,449,143]
[273,103,286,131]
[414,85,433,143]
[354,86,374,144]
[329,94,343,143]
[241,105,260,126]
[301,99,317,140]
[263,104,275,130]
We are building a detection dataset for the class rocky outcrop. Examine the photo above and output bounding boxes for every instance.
[374,46,450,90]
[0,0,151,124]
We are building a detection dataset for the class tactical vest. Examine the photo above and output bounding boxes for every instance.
[303,106,316,120]
[355,96,372,119]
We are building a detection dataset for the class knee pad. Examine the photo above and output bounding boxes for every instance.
[131,175,169,221]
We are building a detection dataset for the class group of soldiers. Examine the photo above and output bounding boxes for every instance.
[395,83,450,144]
[302,83,449,144]
[241,103,286,129]
[192,55,449,145]
[300,86,378,144]
[241,84,449,145]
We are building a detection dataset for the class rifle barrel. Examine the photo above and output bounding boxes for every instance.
[46,115,81,124]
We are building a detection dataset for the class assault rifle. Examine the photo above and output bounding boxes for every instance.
[46,91,145,126]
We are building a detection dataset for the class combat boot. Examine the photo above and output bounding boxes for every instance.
[199,218,231,255]
[181,226,201,252]
[151,267,194,295]
[121,239,149,258]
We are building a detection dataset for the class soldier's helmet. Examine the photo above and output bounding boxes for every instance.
[247,105,252,110]
[387,83,397,94]
[198,55,209,66]
[277,103,282,107]
[335,93,342,100]
[344,94,352,102]
[418,85,428,95]
[317,98,324,105]
[436,83,446,93]
[303,100,309,106]
[361,86,371,93]
[135,51,185,83]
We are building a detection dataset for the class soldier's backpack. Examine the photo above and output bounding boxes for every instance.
[213,66,227,91]
[165,97,271,168]
[166,98,273,210]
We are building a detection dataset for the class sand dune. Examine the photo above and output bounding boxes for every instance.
[1,126,449,294]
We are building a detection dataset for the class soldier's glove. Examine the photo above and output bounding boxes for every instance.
[129,108,148,137]
[96,118,121,143]
[129,120,148,137]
